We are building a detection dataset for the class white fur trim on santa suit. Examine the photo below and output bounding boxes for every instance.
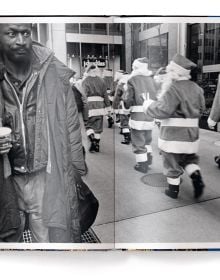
[145,145,153,153]
[129,119,155,130]
[87,96,104,102]
[103,69,113,77]
[129,68,153,79]
[132,59,148,70]
[86,129,94,136]
[167,177,181,185]
[166,61,191,77]
[94,133,101,140]
[160,118,199,127]
[158,138,200,154]
[88,108,107,117]
[121,101,131,115]
[131,105,144,113]
[135,153,148,162]
[122,128,130,133]
[185,164,200,176]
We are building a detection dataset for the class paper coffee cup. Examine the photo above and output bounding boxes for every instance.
[0,127,12,138]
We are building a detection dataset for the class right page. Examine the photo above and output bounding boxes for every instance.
[114,17,220,250]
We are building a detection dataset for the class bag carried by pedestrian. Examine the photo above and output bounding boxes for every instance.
[73,168,99,234]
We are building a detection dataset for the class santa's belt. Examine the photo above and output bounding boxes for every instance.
[160,118,198,127]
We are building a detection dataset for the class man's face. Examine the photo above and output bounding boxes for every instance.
[0,24,32,63]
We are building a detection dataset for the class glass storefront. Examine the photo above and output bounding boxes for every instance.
[188,23,220,130]
[140,33,168,71]
[67,42,123,77]
[204,23,220,65]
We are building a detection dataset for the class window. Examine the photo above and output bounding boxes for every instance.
[204,23,220,65]
[80,23,107,35]
[140,33,168,70]
[109,23,123,36]
[66,23,79,33]
[143,23,161,31]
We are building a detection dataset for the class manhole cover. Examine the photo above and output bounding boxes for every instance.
[141,173,168,188]
[22,228,101,243]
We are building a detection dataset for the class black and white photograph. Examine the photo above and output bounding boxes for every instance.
[1,16,220,250]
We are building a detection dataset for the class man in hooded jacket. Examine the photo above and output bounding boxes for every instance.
[0,23,86,242]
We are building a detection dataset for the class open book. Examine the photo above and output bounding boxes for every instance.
[0,16,220,251]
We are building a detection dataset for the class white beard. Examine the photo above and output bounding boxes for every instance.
[157,71,191,99]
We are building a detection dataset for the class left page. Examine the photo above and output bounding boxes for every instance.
[0,16,116,250]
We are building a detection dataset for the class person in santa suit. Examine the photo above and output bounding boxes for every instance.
[113,73,131,145]
[82,65,111,153]
[143,54,206,199]
[103,68,114,128]
[123,57,157,173]
[207,74,220,168]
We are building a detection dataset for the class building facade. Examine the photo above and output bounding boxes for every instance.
[124,23,187,73]
[32,22,125,79]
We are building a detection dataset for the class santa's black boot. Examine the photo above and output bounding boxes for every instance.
[134,161,148,174]
[191,170,205,199]
[94,139,100,152]
[121,133,131,145]
[116,114,120,123]
[107,116,114,128]
[214,155,220,169]
[165,184,179,199]
[88,135,96,153]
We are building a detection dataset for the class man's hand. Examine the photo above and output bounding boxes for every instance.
[0,136,12,155]
[207,117,217,130]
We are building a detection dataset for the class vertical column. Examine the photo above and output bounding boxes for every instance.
[125,23,132,73]
[178,23,187,56]
[51,23,67,64]
[168,23,179,61]
[107,23,110,69]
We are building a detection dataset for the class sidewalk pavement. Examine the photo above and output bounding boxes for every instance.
[83,119,220,245]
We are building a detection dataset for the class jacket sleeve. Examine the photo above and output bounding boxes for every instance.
[209,76,220,122]
[66,86,87,175]
[145,85,180,119]
[123,79,135,109]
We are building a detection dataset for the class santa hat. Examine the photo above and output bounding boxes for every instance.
[132,57,149,70]
[166,54,197,77]
[114,70,124,82]
[103,68,113,77]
